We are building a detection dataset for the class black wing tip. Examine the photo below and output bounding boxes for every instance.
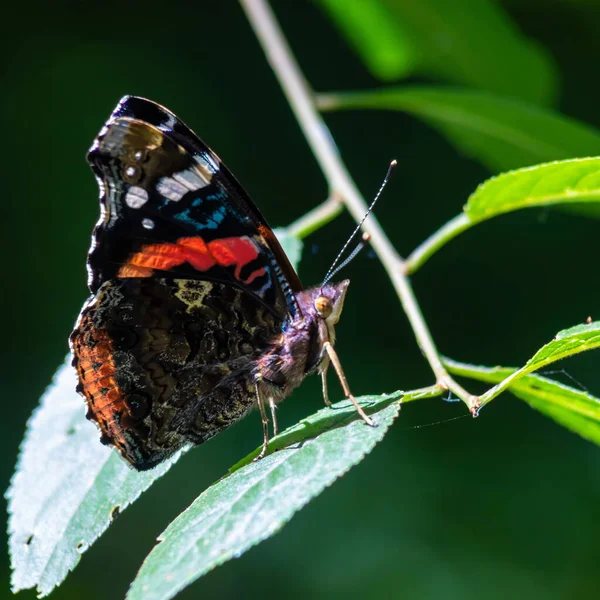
[87,95,169,161]
[112,95,177,127]
[114,95,154,114]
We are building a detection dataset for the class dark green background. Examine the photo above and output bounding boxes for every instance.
[3,1,600,599]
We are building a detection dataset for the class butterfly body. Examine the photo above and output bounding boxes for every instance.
[70,96,355,471]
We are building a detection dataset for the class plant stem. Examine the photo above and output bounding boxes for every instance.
[405,213,473,274]
[287,194,344,239]
[401,384,446,403]
[240,0,399,269]
[240,0,479,413]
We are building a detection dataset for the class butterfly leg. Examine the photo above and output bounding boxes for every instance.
[255,383,270,460]
[319,357,332,407]
[323,341,375,426]
[269,397,279,437]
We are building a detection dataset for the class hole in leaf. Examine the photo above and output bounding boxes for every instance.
[110,504,121,521]
[25,534,34,546]
[76,541,85,552]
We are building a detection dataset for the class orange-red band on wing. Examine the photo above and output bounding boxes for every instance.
[245,267,267,284]
[117,236,261,282]
[208,237,259,279]
[117,265,154,278]
[177,237,214,271]
[72,316,130,452]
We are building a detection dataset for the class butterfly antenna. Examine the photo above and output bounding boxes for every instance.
[322,160,396,285]
[325,232,370,283]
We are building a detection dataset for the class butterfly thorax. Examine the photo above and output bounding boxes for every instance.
[254,280,349,401]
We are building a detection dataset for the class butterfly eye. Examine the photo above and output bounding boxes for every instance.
[314,296,333,318]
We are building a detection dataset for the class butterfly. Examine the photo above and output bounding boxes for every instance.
[70,96,373,471]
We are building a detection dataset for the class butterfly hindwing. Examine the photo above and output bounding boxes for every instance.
[71,276,282,470]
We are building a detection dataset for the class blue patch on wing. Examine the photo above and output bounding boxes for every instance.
[174,204,227,230]
[192,189,228,205]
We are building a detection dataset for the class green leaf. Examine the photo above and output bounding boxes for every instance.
[7,358,185,597]
[316,0,557,105]
[444,359,600,446]
[127,393,402,600]
[525,322,600,371]
[274,227,303,271]
[318,87,600,173]
[443,321,600,409]
[464,158,600,222]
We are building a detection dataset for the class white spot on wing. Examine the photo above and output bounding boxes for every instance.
[156,177,188,201]
[173,169,208,190]
[125,186,149,208]
[157,167,210,201]
[142,218,154,229]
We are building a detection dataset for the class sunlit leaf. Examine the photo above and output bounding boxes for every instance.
[525,323,600,369]
[464,158,600,221]
[318,87,600,173]
[127,393,401,600]
[7,359,185,597]
[317,0,557,104]
[445,358,600,446]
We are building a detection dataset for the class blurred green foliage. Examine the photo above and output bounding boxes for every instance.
[319,87,600,172]
[4,1,600,599]
[317,0,557,103]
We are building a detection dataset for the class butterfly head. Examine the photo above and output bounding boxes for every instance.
[293,280,349,369]
[313,280,349,327]
[295,279,349,331]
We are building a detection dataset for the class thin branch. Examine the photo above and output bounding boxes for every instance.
[401,384,446,403]
[240,0,399,269]
[240,0,479,413]
[405,213,473,274]
[287,194,344,239]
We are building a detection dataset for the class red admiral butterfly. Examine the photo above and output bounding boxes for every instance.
[70,96,373,471]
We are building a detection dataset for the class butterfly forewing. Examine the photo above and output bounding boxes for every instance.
[86,95,302,318]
